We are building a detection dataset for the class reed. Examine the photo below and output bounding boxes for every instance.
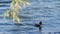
[4,0,30,24]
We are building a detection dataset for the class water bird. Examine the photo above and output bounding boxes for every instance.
[35,21,42,29]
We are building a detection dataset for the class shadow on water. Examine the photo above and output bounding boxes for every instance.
[39,26,42,34]
[7,25,23,34]
[5,22,42,34]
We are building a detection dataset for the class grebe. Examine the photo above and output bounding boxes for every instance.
[35,21,42,28]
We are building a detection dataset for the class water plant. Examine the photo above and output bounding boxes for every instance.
[4,0,30,24]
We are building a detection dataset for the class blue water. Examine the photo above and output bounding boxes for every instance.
[0,0,60,34]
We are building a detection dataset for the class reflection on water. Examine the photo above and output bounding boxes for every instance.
[1,24,41,34]
[0,0,60,34]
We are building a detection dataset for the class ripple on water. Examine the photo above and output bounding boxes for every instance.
[0,0,60,34]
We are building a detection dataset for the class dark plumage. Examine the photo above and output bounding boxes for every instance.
[35,24,40,27]
[35,21,42,27]
[35,21,42,31]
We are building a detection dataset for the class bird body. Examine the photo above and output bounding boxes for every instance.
[35,21,42,30]
[35,21,42,28]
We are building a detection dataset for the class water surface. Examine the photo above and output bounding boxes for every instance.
[0,0,60,34]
